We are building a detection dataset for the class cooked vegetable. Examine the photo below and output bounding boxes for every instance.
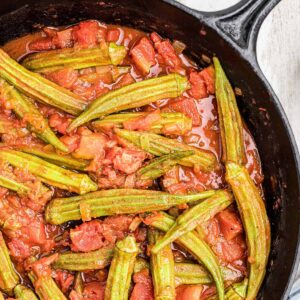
[137,150,194,180]
[93,111,192,135]
[213,57,245,165]
[226,163,270,300]
[0,149,98,194]
[73,272,84,294]
[22,43,127,73]
[0,292,3,300]
[0,49,86,115]
[152,190,233,254]
[104,236,138,300]
[0,80,68,152]
[14,284,39,300]
[0,174,30,195]
[54,246,114,271]
[28,272,67,300]
[149,229,176,300]
[115,129,218,170]
[46,189,215,225]
[144,212,224,300]
[68,73,189,131]
[134,257,150,274]
[0,232,19,293]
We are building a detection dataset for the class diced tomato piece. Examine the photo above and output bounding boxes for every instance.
[26,219,47,245]
[49,113,72,134]
[176,285,203,300]
[130,269,154,300]
[204,217,220,245]
[46,68,78,89]
[73,132,107,159]
[123,110,161,131]
[8,239,31,259]
[199,66,215,95]
[54,270,74,293]
[52,28,74,48]
[130,37,156,74]
[60,134,81,152]
[188,71,208,100]
[29,37,54,51]
[217,209,243,241]
[106,29,120,42]
[83,282,106,300]
[113,73,135,89]
[113,148,147,174]
[216,237,246,263]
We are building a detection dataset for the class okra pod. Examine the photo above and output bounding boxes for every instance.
[0,174,30,195]
[0,80,68,152]
[0,232,19,293]
[14,284,39,300]
[0,292,3,300]
[68,73,189,131]
[54,246,114,271]
[134,257,150,274]
[152,190,233,254]
[28,272,67,300]
[46,189,215,225]
[213,57,246,165]
[226,163,270,300]
[0,49,86,115]
[0,149,98,194]
[93,112,192,135]
[149,229,176,300]
[144,212,224,300]
[18,146,88,170]
[137,151,194,180]
[22,43,127,73]
[115,129,218,171]
[104,236,138,300]
[73,273,84,295]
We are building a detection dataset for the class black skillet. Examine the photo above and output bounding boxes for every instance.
[0,0,299,299]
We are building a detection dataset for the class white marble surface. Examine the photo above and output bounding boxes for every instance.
[177,0,300,297]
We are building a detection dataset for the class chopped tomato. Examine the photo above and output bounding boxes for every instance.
[130,269,154,300]
[83,282,106,300]
[176,284,203,300]
[188,71,208,100]
[8,239,31,259]
[54,270,74,293]
[217,209,243,241]
[106,29,120,42]
[60,134,81,152]
[200,66,215,94]
[130,37,156,74]
[28,37,54,51]
[204,217,220,245]
[49,113,72,134]
[52,28,74,48]
[216,237,246,263]
[123,110,161,131]
[113,73,135,89]
[46,68,78,89]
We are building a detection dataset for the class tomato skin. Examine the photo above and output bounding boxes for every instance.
[176,285,203,300]
[130,269,154,300]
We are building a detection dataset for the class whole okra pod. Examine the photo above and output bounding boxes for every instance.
[0,149,98,194]
[14,284,39,300]
[115,129,218,171]
[137,150,194,180]
[22,42,127,73]
[0,174,30,195]
[54,246,114,271]
[149,229,176,300]
[0,49,86,115]
[45,189,215,225]
[0,80,68,152]
[226,163,270,300]
[144,212,224,300]
[28,272,67,300]
[213,57,246,165]
[68,73,189,131]
[93,112,192,135]
[151,190,233,254]
[104,236,138,300]
[0,232,19,293]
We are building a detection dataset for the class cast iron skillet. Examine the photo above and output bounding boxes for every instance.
[0,0,299,299]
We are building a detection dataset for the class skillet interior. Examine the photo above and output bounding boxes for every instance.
[0,0,299,299]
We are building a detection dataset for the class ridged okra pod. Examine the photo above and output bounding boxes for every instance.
[0,149,98,194]
[22,43,127,73]
[152,190,233,254]
[213,57,246,165]
[0,49,86,115]
[0,80,68,152]
[137,151,194,180]
[144,212,224,300]
[93,112,192,135]
[0,232,19,293]
[45,189,215,225]
[54,246,114,271]
[14,284,39,300]
[28,272,67,300]
[104,236,138,300]
[115,129,217,171]
[18,146,88,170]
[0,174,30,195]
[68,73,189,131]
[149,229,176,300]
[226,163,270,300]
[0,292,3,300]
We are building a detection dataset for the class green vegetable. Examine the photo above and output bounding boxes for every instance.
[134,257,150,274]
[149,229,176,300]
[22,43,127,73]
[68,73,189,131]
[14,284,39,300]
[0,174,30,195]
[115,129,218,171]
[0,48,86,115]
[73,272,84,295]
[104,236,138,300]
[45,189,215,225]
[0,149,98,194]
